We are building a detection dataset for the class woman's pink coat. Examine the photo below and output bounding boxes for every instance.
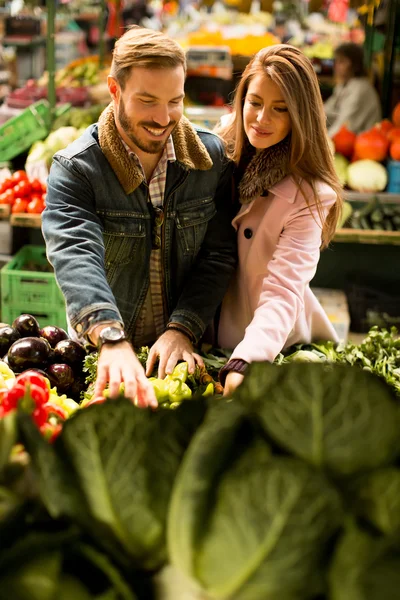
[218,176,339,362]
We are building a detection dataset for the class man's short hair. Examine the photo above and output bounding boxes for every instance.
[110,25,187,88]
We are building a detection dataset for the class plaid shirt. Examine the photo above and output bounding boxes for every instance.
[121,136,176,347]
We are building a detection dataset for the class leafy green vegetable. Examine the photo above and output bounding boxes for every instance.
[20,398,206,570]
[336,327,400,396]
[237,362,400,476]
[0,526,137,600]
[0,552,62,600]
[347,467,400,536]
[168,401,343,600]
[329,523,400,600]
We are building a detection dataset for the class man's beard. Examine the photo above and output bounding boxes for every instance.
[118,97,176,154]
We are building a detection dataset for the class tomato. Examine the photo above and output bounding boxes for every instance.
[30,178,44,194]
[11,197,28,213]
[26,197,45,214]
[13,179,31,197]
[0,178,13,194]
[11,170,28,185]
[30,193,43,205]
[0,189,15,205]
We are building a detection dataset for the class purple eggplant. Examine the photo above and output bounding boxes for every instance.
[46,363,74,392]
[39,325,69,348]
[0,325,21,356]
[7,337,50,372]
[54,339,87,370]
[12,314,40,338]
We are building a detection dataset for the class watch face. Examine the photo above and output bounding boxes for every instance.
[101,327,124,343]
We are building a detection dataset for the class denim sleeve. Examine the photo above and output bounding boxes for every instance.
[169,157,238,343]
[42,155,123,338]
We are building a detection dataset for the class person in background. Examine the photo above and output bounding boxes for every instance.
[324,42,382,138]
[42,26,237,408]
[216,44,343,396]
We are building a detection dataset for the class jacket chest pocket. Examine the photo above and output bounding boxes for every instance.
[101,213,147,267]
[175,197,216,256]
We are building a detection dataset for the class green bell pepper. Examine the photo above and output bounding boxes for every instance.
[167,379,192,403]
[170,362,189,383]
[149,377,170,403]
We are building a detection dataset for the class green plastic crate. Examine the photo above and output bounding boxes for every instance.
[0,100,71,162]
[1,245,67,330]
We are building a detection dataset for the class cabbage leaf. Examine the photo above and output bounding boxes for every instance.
[168,402,342,600]
[347,467,400,536]
[329,523,400,600]
[237,363,400,476]
[20,398,206,570]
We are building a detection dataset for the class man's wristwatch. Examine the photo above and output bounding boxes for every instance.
[97,326,127,350]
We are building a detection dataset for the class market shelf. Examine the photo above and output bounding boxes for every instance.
[10,213,42,228]
[334,227,400,245]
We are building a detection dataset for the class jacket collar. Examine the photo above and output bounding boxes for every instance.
[97,103,213,194]
[269,176,298,203]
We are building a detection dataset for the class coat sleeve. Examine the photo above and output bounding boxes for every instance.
[42,155,123,338]
[230,190,336,363]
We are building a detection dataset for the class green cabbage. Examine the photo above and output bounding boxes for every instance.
[19,398,206,571]
[168,402,343,600]
[236,362,400,476]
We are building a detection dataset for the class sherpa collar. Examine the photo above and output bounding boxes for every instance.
[97,103,213,194]
[238,136,291,204]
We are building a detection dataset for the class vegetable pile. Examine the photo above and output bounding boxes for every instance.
[331,103,400,193]
[279,325,400,396]
[0,169,46,214]
[2,351,400,598]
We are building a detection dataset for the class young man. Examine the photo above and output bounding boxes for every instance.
[42,27,237,408]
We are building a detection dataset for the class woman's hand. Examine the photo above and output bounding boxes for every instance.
[93,341,158,408]
[146,330,204,379]
[223,371,245,397]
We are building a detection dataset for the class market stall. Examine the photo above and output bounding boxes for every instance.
[1,1,400,597]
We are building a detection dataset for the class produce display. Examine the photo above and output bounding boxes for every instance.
[343,196,400,232]
[26,126,87,174]
[0,170,46,214]
[38,56,111,89]
[331,102,400,196]
[0,314,88,402]
[1,331,400,598]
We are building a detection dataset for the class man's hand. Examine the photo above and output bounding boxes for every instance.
[146,330,204,379]
[93,341,158,408]
[223,371,245,397]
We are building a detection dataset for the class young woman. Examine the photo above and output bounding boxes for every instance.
[216,44,343,395]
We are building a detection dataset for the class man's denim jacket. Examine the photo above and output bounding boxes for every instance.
[42,104,237,343]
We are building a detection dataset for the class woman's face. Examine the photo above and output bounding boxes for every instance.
[243,74,292,151]
[334,54,352,83]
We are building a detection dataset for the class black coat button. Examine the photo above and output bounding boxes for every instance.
[244,228,253,239]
